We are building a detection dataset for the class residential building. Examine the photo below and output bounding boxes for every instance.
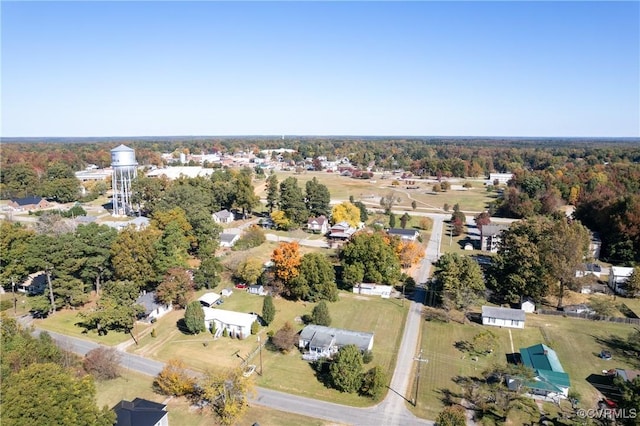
[248,285,267,296]
[17,271,46,295]
[212,209,234,224]
[136,291,172,323]
[113,398,169,426]
[299,324,374,359]
[575,263,602,278]
[353,283,393,299]
[481,306,526,329]
[307,215,329,234]
[8,196,50,211]
[488,172,514,185]
[480,224,509,252]
[387,228,420,241]
[328,221,357,241]
[508,343,570,399]
[219,230,241,248]
[203,307,257,339]
[609,266,635,296]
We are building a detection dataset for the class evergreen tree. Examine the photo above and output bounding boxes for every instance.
[305,177,331,217]
[312,300,332,326]
[184,301,206,334]
[279,177,308,225]
[265,173,279,213]
[330,345,364,393]
[262,295,276,325]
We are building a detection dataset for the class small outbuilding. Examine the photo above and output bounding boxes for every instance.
[520,298,536,313]
[482,306,526,329]
[353,283,393,299]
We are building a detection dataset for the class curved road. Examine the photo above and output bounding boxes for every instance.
[28,215,446,425]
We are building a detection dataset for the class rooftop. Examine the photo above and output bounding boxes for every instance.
[482,306,526,321]
[300,324,374,351]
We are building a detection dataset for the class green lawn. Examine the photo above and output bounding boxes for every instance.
[95,370,336,426]
[129,290,408,407]
[410,311,640,421]
[35,307,148,346]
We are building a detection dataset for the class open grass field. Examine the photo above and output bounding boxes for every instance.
[34,306,150,346]
[409,311,640,421]
[260,171,495,213]
[95,370,336,426]
[129,289,408,407]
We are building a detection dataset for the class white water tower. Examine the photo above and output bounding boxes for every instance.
[110,144,138,216]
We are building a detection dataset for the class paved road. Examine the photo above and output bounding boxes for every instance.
[22,217,449,425]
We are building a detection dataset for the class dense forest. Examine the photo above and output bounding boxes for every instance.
[1,137,639,264]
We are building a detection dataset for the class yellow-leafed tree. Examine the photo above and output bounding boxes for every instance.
[331,202,361,227]
[271,241,301,284]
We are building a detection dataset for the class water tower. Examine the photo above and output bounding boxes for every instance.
[110,144,138,216]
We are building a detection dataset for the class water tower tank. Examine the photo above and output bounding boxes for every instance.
[110,145,138,216]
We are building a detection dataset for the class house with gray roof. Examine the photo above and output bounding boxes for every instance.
[213,209,234,224]
[480,224,509,252]
[135,291,172,323]
[482,306,525,329]
[298,324,374,360]
[387,228,420,241]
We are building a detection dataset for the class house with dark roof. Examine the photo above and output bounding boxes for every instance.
[482,306,526,329]
[307,215,329,234]
[8,196,50,211]
[298,324,374,360]
[113,398,168,426]
[387,228,420,241]
[213,209,234,224]
[508,343,570,399]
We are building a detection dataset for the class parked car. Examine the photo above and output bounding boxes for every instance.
[215,299,224,305]
[600,350,612,360]
[235,283,247,289]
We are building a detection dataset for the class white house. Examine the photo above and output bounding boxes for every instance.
[198,292,221,307]
[136,291,172,323]
[219,230,241,248]
[480,224,509,252]
[387,228,420,242]
[298,325,374,359]
[575,263,602,278]
[482,306,526,329]
[353,283,393,299]
[248,285,267,296]
[203,307,257,339]
[609,266,635,296]
[213,209,234,224]
[307,215,329,234]
[488,172,514,185]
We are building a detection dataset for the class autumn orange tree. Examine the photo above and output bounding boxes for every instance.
[396,241,425,268]
[271,241,302,286]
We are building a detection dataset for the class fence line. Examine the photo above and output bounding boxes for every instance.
[537,309,640,325]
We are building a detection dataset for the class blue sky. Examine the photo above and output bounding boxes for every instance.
[2,1,638,137]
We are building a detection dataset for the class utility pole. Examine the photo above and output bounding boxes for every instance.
[258,335,263,376]
[413,349,429,406]
[12,277,16,314]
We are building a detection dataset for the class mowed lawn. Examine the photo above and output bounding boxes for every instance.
[260,171,494,213]
[410,312,640,421]
[95,370,337,426]
[128,290,408,407]
[34,306,147,346]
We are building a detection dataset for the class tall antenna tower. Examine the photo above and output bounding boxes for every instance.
[110,144,138,216]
